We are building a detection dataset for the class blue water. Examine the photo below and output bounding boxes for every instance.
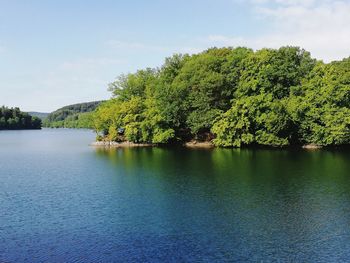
[1,129,350,262]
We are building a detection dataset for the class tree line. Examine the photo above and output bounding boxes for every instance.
[92,46,350,147]
[0,106,41,130]
[43,101,102,128]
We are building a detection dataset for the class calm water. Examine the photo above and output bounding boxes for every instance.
[1,129,350,262]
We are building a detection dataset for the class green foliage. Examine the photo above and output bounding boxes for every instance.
[44,101,102,128]
[93,47,350,147]
[236,47,315,99]
[47,112,95,129]
[286,59,350,145]
[0,106,41,130]
[108,68,157,101]
[212,94,292,147]
[175,47,253,135]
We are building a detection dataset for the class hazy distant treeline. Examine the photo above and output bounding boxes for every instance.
[43,101,102,128]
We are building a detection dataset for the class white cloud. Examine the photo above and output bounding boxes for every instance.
[106,1,350,62]
[211,0,350,61]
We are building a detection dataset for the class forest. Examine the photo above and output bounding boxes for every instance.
[43,101,102,128]
[0,106,41,130]
[92,46,350,147]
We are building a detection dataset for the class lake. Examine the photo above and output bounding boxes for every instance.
[1,129,350,262]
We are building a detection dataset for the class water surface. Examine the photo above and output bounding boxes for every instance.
[1,129,350,262]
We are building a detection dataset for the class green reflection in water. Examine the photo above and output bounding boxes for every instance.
[94,147,350,251]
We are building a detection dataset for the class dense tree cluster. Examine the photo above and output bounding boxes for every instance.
[44,101,102,128]
[93,46,350,147]
[0,106,41,130]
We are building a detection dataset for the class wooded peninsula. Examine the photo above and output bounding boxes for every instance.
[92,46,350,148]
[0,106,41,130]
[4,46,349,148]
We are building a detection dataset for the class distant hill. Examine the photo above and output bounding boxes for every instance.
[27,112,49,120]
[43,101,104,128]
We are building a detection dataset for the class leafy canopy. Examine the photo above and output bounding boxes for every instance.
[93,47,350,147]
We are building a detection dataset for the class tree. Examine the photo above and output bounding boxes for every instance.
[92,46,349,148]
[0,106,41,130]
[287,59,350,145]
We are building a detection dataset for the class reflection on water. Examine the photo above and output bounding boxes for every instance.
[1,129,350,262]
[94,147,350,262]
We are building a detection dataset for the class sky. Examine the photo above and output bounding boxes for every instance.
[0,0,349,112]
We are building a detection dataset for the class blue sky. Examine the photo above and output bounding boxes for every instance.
[0,0,349,112]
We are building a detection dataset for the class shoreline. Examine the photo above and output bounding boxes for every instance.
[91,141,156,148]
[90,141,341,150]
[91,140,215,149]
